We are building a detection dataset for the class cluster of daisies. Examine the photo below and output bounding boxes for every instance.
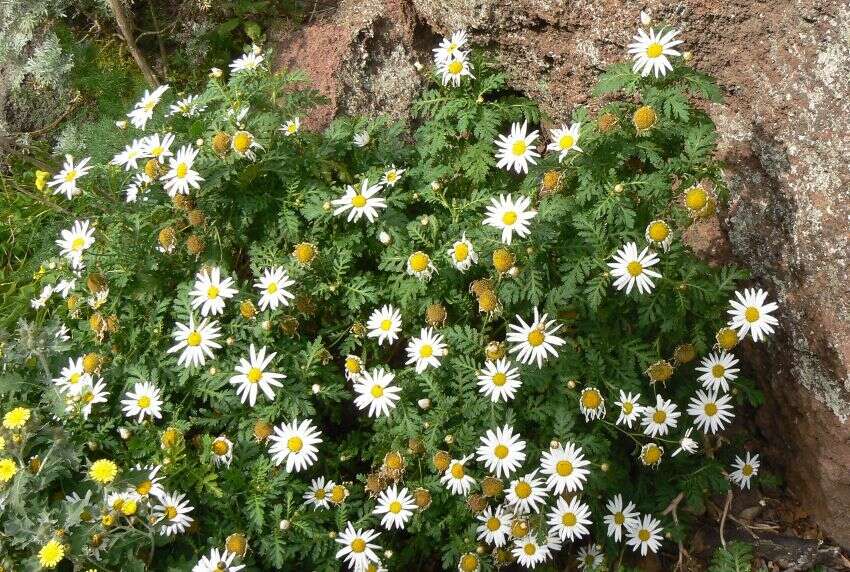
[8,22,784,571]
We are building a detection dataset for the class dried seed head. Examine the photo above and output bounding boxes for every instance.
[86,272,107,293]
[253,420,273,442]
[225,533,248,556]
[212,131,231,154]
[413,487,432,509]
[172,194,194,211]
[481,476,504,497]
[433,450,451,473]
[425,303,447,327]
[240,300,257,320]
[158,227,176,249]
[633,105,657,131]
[492,249,515,274]
[598,112,619,133]
[673,343,697,364]
[186,235,205,256]
[187,209,205,226]
[484,341,506,360]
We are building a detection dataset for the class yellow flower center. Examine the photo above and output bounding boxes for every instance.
[712,364,726,378]
[266,282,278,294]
[247,367,263,383]
[527,329,545,347]
[186,331,202,347]
[370,385,384,398]
[643,445,662,464]
[137,396,151,408]
[345,358,361,373]
[581,390,601,409]
[742,464,753,476]
[646,42,664,58]
[459,554,479,572]
[386,171,398,182]
[419,344,433,358]
[380,319,393,331]
[648,221,669,241]
[212,440,230,456]
[494,444,509,459]
[492,372,507,387]
[351,538,367,553]
[287,124,297,133]
[502,211,518,225]
[685,187,708,210]
[287,436,303,452]
[623,402,634,414]
[633,106,657,130]
[314,488,326,499]
[150,145,164,157]
[71,237,86,251]
[385,452,403,469]
[556,460,573,476]
[447,60,463,74]
[627,261,643,277]
[389,500,402,514]
[704,402,718,416]
[514,481,532,499]
[614,512,625,525]
[207,286,219,299]
[745,307,760,322]
[639,529,651,542]
[165,505,178,519]
[136,480,152,495]
[450,463,465,479]
[69,373,81,384]
[561,512,577,526]
[176,163,188,178]
[524,543,536,556]
[511,140,527,156]
[559,134,575,150]
[486,517,501,531]
[409,252,430,272]
[351,194,367,208]
[64,169,77,182]
[233,131,253,152]
[82,391,94,403]
[144,100,156,112]
[652,410,667,424]
[294,243,315,263]
[331,485,347,503]
[454,243,469,261]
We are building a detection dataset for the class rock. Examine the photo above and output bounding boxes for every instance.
[274,0,850,546]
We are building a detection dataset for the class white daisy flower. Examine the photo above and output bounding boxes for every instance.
[644,220,673,251]
[125,173,152,202]
[229,344,286,407]
[373,484,417,530]
[168,95,205,118]
[505,470,547,515]
[512,534,560,569]
[353,131,370,147]
[162,144,203,197]
[626,514,664,555]
[730,452,760,489]
[254,266,296,311]
[540,442,591,494]
[167,315,222,368]
[483,193,537,245]
[406,251,436,281]
[47,155,92,199]
[343,355,364,382]
[405,327,447,373]
[54,279,76,298]
[547,496,592,541]
[120,381,163,422]
[71,378,108,419]
[696,351,740,393]
[614,390,643,428]
[142,132,175,164]
[476,424,526,479]
[304,476,334,510]
[440,455,475,495]
[641,394,680,437]
[628,27,683,78]
[331,179,387,223]
[437,52,475,86]
[727,288,779,342]
[579,387,606,421]
[604,494,640,542]
[54,324,70,341]
[189,267,238,317]
[608,242,661,295]
[132,464,165,498]
[476,505,512,547]
[506,306,565,368]
[111,139,147,170]
[381,165,405,187]
[433,29,468,64]
[127,85,169,129]
[268,418,322,473]
[448,234,477,271]
[640,443,665,467]
[153,490,194,536]
[231,130,263,161]
[672,427,699,457]
[281,117,301,136]
[577,545,605,571]
[476,358,521,402]
[335,522,381,572]
[687,389,734,434]
[210,435,233,468]
[192,547,245,572]
[56,220,95,268]
[353,367,401,418]
[230,51,264,74]
[547,122,582,161]
[494,121,540,174]
[31,285,53,309]
[366,304,402,346]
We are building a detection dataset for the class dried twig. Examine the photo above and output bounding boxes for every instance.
[107,0,159,87]
[663,492,689,571]
[719,489,733,548]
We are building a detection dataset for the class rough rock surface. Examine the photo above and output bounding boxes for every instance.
[275,0,850,546]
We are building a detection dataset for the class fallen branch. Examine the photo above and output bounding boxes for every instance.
[107,0,159,88]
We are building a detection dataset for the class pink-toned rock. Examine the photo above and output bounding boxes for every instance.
[275,0,850,546]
